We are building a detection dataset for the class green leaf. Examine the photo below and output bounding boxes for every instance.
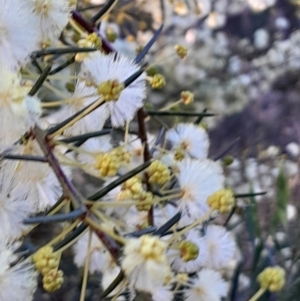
[271,169,289,232]
[244,186,261,246]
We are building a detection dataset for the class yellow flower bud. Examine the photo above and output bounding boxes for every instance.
[174,44,188,59]
[97,80,124,101]
[258,266,285,292]
[111,147,132,164]
[75,33,102,62]
[87,32,102,48]
[33,246,59,276]
[94,153,121,177]
[43,269,64,292]
[150,74,166,89]
[148,160,171,185]
[106,27,118,42]
[136,191,153,211]
[180,91,194,105]
[207,188,235,213]
[178,240,199,262]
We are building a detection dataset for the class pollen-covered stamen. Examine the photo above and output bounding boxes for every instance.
[207,188,235,213]
[94,153,121,177]
[33,246,60,275]
[97,79,124,101]
[43,269,64,292]
[148,160,171,185]
[178,240,199,262]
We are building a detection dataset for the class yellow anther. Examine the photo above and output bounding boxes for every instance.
[180,91,194,105]
[174,44,188,59]
[33,246,59,276]
[207,188,235,213]
[43,269,64,292]
[258,266,285,292]
[148,160,171,185]
[150,74,166,89]
[178,240,199,262]
[97,80,124,101]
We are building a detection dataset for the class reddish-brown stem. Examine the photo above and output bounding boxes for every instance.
[33,125,121,261]
[33,125,87,212]
[137,109,153,225]
[72,9,154,225]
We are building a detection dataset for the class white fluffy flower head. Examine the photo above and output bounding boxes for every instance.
[202,225,236,270]
[0,241,38,301]
[176,158,224,226]
[81,52,146,128]
[184,269,228,301]
[29,0,75,43]
[121,235,173,291]
[166,123,209,160]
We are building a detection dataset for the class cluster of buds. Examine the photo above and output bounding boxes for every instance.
[117,176,154,211]
[174,44,188,59]
[75,33,102,62]
[33,246,64,292]
[148,160,171,185]
[94,152,121,177]
[150,74,166,89]
[258,266,285,292]
[207,188,235,213]
[180,90,194,105]
[111,147,132,165]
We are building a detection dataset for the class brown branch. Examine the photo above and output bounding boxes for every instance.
[137,108,153,225]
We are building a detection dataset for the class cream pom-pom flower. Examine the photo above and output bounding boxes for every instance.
[0,160,36,242]
[166,123,209,160]
[0,66,41,144]
[2,140,66,211]
[80,52,146,128]
[176,158,224,226]
[184,269,228,301]
[49,80,107,137]
[0,240,38,301]
[202,225,236,270]
[28,0,75,44]
[0,0,41,69]
[121,235,173,292]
